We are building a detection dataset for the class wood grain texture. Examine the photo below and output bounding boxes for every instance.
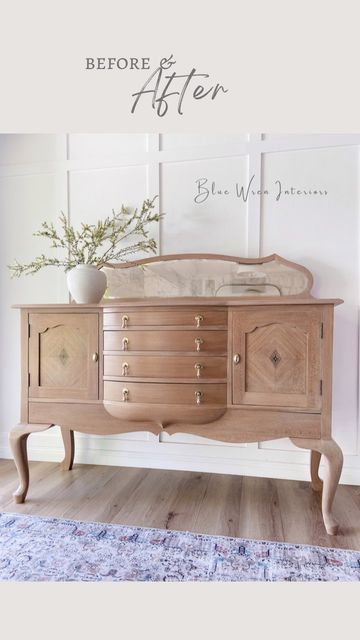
[60,428,75,471]
[245,323,308,394]
[103,354,227,380]
[27,402,321,437]
[103,329,227,353]
[164,409,321,441]
[13,298,344,309]
[29,313,99,401]
[103,381,227,406]
[310,450,323,491]
[1,460,359,549]
[291,437,344,535]
[20,309,29,423]
[232,307,322,409]
[103,308,227,328]
[8,423,55,503]
[320,305,334,438]
[28,402,161,434]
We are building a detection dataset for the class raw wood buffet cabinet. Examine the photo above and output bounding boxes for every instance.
[10,254,344,535]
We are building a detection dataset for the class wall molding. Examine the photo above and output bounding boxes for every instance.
[2,133,360,178]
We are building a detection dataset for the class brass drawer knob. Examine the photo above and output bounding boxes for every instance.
[122,337,129,351]
[122,362,129,376]
[195,391,203,405]
[195,314,204,328]
[195,337,203,352]
[92,352,99,362]
[233,353,240,365]
[121,315,129,329]
[122,388,129,402]
[194,363,203,378]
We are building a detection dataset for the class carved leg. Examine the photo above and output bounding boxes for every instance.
[310,450,323,492]
[9,423,54,503]
[291,437,343,535]
[60,428,75,471]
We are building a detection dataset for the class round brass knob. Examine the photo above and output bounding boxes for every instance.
[233,353,240,364]
[92,352,99,362]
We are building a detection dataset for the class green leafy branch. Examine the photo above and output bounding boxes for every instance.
[8,196,163,277]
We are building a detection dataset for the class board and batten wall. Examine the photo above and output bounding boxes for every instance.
[0,133,359,484]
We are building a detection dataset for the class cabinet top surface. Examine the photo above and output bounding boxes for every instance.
[13,297,343,309]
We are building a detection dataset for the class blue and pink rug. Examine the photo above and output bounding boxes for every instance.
[0,511,359,581]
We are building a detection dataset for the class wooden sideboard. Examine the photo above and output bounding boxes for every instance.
[10,254,344,535]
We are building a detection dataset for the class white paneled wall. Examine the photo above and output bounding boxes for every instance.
[261,147,359,456]
[161,155,248,254]
[0,133,359,484]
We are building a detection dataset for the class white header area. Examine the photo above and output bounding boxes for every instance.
[1,0,360,131]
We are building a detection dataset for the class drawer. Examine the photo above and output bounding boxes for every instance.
[103,330,228,353]
[103,355,227,379]
[104,381,227,405]
[103,309,227,328]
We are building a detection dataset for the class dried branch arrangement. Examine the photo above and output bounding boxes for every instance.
[8,197,162,277]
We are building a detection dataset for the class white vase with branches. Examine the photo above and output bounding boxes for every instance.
[9,197,162,303]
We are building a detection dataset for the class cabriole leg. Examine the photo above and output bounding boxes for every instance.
[310,450,323,492]
[60,428,75,471]
[291,437,343,536]
[9,423,54,503]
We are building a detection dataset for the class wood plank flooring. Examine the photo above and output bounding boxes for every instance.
[1,458,360,549]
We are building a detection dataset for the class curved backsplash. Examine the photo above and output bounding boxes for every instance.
[103,254,312,299]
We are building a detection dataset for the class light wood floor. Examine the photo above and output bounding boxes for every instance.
[1,458,360,549]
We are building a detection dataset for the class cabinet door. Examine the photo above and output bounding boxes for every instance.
[232,308,322,409]
[29,313,99,400]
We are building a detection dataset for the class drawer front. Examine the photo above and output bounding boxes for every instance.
[104,330,228,353]
[103,309,227,328]
[104,354,227,379]
[104,381,227,405]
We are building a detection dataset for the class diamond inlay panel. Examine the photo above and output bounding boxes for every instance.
[245,323,307,394]
[39,325,88,388]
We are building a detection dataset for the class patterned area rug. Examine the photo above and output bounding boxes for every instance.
[0,512,359,581]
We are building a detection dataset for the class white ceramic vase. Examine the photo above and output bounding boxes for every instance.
[66,264,107,304]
